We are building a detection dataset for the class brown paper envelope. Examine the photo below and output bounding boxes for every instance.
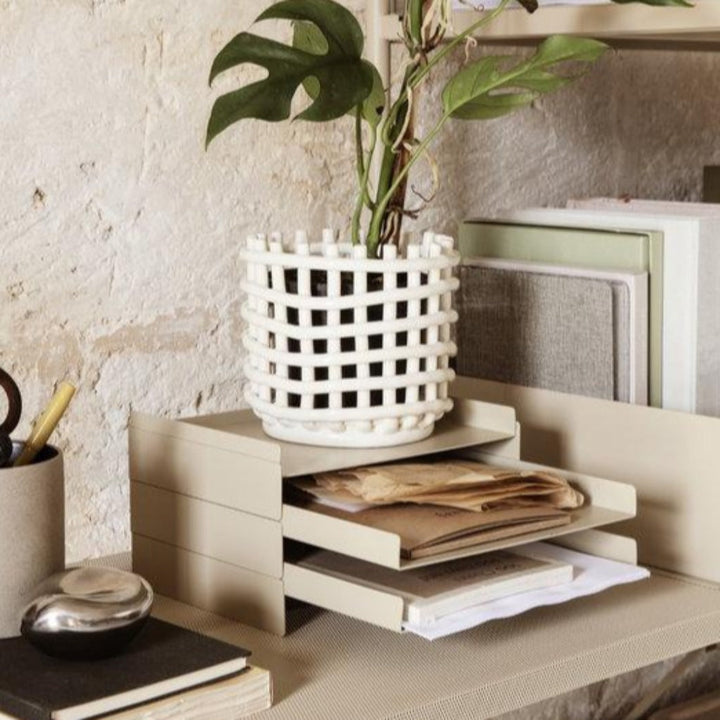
[315,463,582,507]
[295,475,582,513]
[301,501,572,557]
[407,515,571,559]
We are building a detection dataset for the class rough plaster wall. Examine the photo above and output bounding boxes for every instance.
[0,0,363,561]
[2,2,720,716]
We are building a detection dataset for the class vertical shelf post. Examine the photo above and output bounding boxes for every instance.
[367,0,392,92]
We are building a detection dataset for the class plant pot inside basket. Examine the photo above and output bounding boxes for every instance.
[241,235,459,448]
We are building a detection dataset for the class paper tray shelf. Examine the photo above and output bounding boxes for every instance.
[130,394,640,635]
[282,452,636,571]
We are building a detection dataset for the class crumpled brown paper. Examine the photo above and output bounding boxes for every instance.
[303,460,584,513]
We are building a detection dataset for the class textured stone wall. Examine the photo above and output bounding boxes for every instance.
[1,0,364,561]
[2,2,719,715]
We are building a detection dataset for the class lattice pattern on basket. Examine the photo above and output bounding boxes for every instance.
[240,230,460,446]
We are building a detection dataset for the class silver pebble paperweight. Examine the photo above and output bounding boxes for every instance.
[21,566,153,660]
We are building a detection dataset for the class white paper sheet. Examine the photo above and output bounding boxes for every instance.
[403,542,649,639]
[309,496,375,513]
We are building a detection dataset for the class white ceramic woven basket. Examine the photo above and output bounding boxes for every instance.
[240,230,460,447]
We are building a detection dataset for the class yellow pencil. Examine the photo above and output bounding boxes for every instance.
[14,382,76,467]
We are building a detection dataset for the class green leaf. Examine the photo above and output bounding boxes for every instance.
[452,92,537,120]
[207,0,375,146]
[531,35,608,66]
[510,69,572,93]
[292,19,326,105]
[442,36,608,121]
[361,64,386,128]
[259,0,364,57]
[293,20,385,127]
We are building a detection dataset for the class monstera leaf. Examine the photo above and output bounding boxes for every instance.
[443,35,608,120]
[207,0,376,146]
[293,20,385,127]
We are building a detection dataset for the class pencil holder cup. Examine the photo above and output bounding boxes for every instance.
[0,443,65,638]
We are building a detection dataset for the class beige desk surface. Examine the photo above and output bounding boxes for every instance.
[144,566,720,720]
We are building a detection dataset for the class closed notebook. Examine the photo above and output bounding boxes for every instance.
[460,219,663,407]
[0,618,250,720]
[458,259,648,404]
[296,548,574,625]
[0,668,271,720]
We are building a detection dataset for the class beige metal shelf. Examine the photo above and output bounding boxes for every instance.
[379,1,720,44]
[181,398,517,479]
[149,564,720,720]
[283,451,636,571]
[127,377,720,713]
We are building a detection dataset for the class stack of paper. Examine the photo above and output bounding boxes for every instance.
[289,461,584,560]
[296,542,649,640]
[405,542,649,639]
[302,460,584,512]
[296,547,574,625]
[292,498,576,560]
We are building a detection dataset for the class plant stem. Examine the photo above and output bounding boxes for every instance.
[352,121,377,246]
[365,0,512,256]
[354,107,365,183]
[411,0,512,91]
[368,110,450,248]
[367,70,415,254]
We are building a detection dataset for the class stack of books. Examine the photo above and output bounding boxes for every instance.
[0,618,271,720]
[459,198,720,417]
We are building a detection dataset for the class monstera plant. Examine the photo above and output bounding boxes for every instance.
[207,0,688,259]
[206,0,690,450]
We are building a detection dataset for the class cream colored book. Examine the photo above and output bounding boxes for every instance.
[297,548,573,625]
[99,666,272,720]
